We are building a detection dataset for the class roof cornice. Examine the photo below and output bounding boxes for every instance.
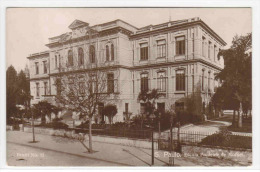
[130,20,227,46]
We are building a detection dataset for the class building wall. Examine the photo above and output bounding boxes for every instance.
[27,18,225,123]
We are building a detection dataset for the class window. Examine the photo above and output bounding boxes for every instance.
[175,102,184,111]
[176,36,185,55]
[98,103,105,122]
[202,36,206,57]
[202,102,205,113]
[125,103,129,113]
[192,69,195,92]
[79,82,85,94]
[90,75,97,93]
[107,73,114,93]
[208,41,211,59]
[44,82,48,95]
[35,62,39,74]
[78,47,84,66]
[106,45,109,61]
[56,78,61,95]
[89,45,95,63]
[157,72,166,92]
[43,61,47,74]
[140,73,149,92]
[111,44,114,61]
[192,33,195,53]
[140,103,146,114]
[176,70,185,91]
[214,45,217,61]
[157,103,165,114]
[140,43,148,60]
[208,72,211,92]
[36,83,40,97]
[68,50,73,66]
[202,70,205,91]
[68,78,74,94]
[157,40,166,58]
[55,55,58,69]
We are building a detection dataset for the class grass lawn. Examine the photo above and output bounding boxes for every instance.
[200,134,252,149]
[212,115,233,123]
[227,121,252,133]
[212,114,252,133]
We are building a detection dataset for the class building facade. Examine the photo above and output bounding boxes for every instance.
[27,17,226,123]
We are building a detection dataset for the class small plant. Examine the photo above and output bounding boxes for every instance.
[103,104,118,125]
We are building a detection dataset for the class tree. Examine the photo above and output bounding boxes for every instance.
[214,33,252,127]
[138,89,162,129]
[123,111,133,128]
[33,101,55,124]
[103,104,117,125]
[54,30,118,152]
[185,89,203,122]
[6,65,19,121]
[55,67,116,153]
[138,89,162,117]
[17,70,30,105]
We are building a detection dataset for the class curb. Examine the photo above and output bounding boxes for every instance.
[180,124,194,129]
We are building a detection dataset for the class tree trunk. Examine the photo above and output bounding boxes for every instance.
[238,103,243,128]
[88,117,93,153]
[232,110,236,127]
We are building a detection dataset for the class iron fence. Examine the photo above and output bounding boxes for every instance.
[157,130,252,151]
[74,127,152,140]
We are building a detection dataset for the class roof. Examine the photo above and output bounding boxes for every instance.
[68,19,89,29]
[27,50,49,59]
[47,17,226,47]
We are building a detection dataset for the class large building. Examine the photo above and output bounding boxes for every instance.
[27,17,226,123]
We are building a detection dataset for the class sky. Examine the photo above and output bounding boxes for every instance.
[6,8,252,71]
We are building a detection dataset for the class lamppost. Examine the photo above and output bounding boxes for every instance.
[158,112,161,139]
[149,113,156,166]
[28,95,36,143]
[169,110,174,166]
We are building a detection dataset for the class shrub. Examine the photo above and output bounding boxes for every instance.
[77,121,108,129]
[200,128,251,149]
[43,120,68,129]
[52,121,69,129]
[110,122,128,129]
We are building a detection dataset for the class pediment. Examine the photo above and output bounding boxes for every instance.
[68,19,89,30]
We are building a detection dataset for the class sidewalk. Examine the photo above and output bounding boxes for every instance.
[7,131,248,166]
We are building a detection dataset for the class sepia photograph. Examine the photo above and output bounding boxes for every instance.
[5,7,253,167]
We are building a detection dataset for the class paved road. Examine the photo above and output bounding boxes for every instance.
[7,142,120,166]
[6,131,250,166]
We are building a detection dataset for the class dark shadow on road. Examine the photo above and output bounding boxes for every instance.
[133,147,169,165]
[122,148,150,166]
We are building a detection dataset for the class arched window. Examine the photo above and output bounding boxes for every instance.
[107,73,114,93]
[111,44,114,61]
[68,50,73,66]
[89,45,95,63]
[78,47,84,66]
[106,45,109,61]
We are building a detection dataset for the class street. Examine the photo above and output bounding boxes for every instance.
[6,131,251,166]
[7,142,119,166]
